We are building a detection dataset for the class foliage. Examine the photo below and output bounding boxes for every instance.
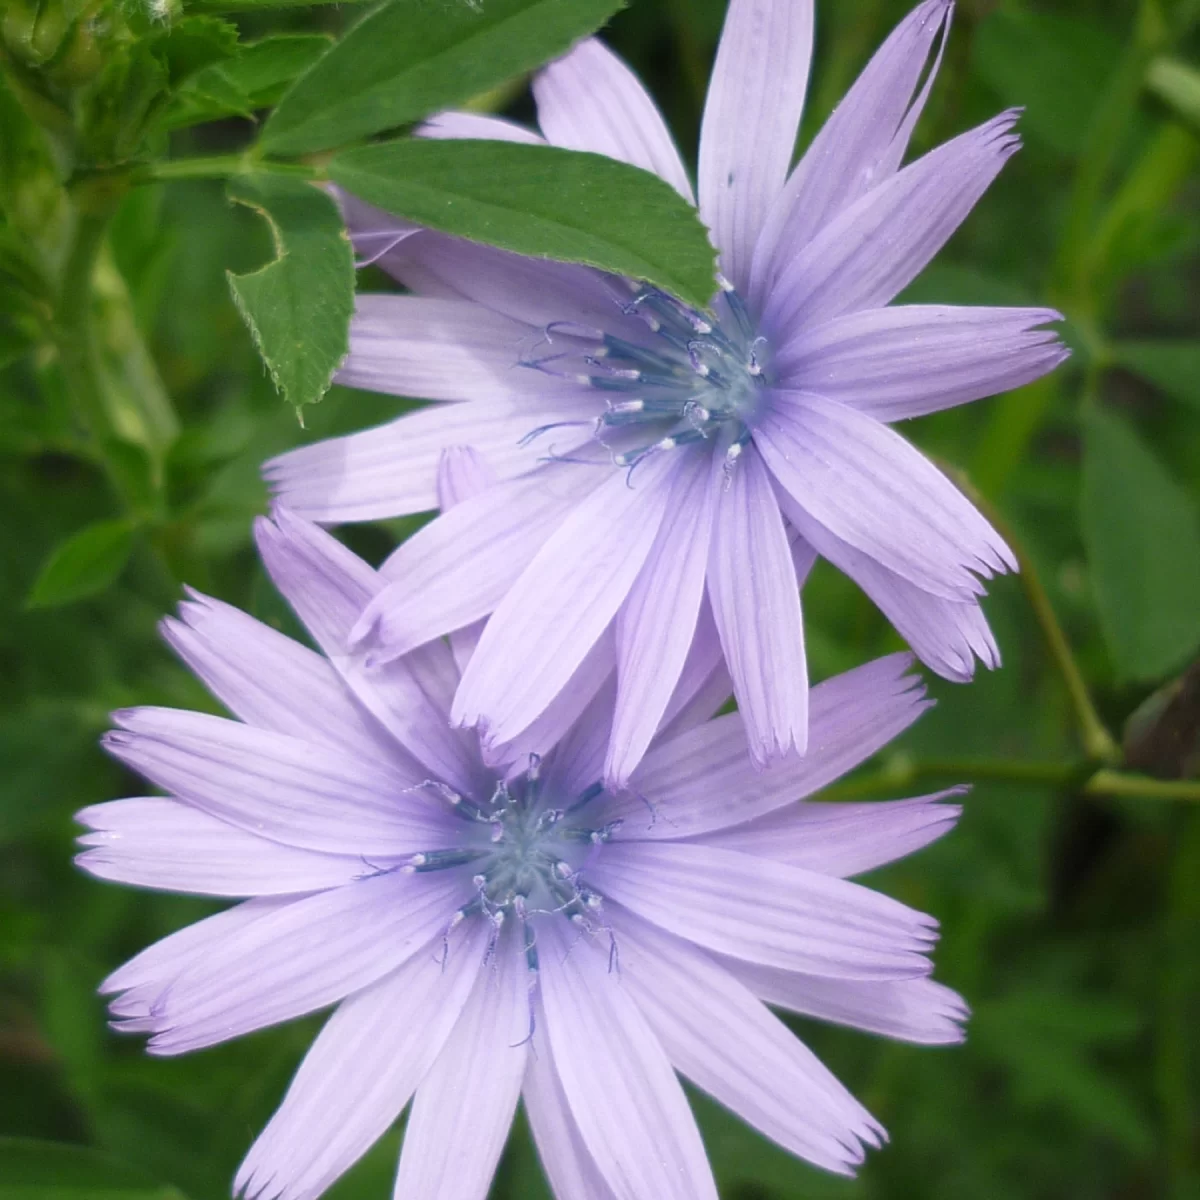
[0,0,1198,1198]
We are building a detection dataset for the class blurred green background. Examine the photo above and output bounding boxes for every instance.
[3,0,1200,1197]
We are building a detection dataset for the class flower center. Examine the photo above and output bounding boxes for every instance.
[402,765,619,931]
[520,277,771,476]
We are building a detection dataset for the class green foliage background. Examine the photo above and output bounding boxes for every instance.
[2,0,1200,1197]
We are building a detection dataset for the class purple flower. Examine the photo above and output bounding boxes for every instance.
[273,7,1066,786]
[79,456,967,1200]
[268,0,1067,781]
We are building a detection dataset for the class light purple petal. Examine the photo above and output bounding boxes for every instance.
[375,226,648,340]
[523,1026,621,1200]
[436,446,500,671]
[236,919,487,1200]
[614,911,882,1173]
[102,897,288,1001]
[436,444,499,510]
[452,454,676,745]
[341,641,490,800]
[748,0,952,306]
[354,465,599,659]
[335,189,427,280]
[763,109,1022,338]
[335,295,560,402]
[755,390,1015,598]
[779,496,1001,681]
[707,447,808,765]
[256,510,487,794]
[692,790,965,878]
[790,526,819,585]
[726,958,969,1045]
[253,508,381,655]
[142,871,473,1055]
[418,111,544,144]
[774,304,1068,422]
[610,653,927,838]
[76,798,366,897]
[534,38,694,203]
[590,843,936,980]
[538,921,718,1200]
[698,0,814,292]
[544,672,618,800]
[265,394,597,523]
[160,590,399,769]
[392,934,528,1200]
[103,709,451,857]
[485,626,615,778]
[653,601,734,741]
[607,450,714,787]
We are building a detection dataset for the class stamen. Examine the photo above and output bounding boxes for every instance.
[403,848,484,873]
[522,278,768,473]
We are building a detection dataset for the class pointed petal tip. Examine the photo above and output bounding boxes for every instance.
[346,605,380,650]
[251,513,278,556]
[100,727,132,752]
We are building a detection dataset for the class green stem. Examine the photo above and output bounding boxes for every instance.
[1086,770,1200,803]
[54,180,180,607]
[54,177,131,506]
[1014,536,1119,764]
[942,464,1121,765]
[131,154,322,186]
[827,756,1200,803]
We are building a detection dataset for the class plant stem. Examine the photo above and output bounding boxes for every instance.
[1011,530,1120,764]
[827,756,1200,804]
[1087,771,1200,803]
[131,154,322,185]
[942,464,1122,765]
[54,176,132,507]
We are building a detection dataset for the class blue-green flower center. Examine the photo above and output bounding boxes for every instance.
[521,277,771,475]
[403,769,618,925]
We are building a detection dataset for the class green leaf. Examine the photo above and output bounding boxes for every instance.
[1112,340,1200,408]
[77,41,169,167]
[165,34,333,129]
[1147,56,1200,131]
[0,73,69,243]
[1084,124,1200,293]
[262,0,625,155]
[226,174,355,411]
[186,0,368,8]
[973,10,1122,156]
[0,1137,187,1199]
[25,519,137,609]
[1082,406,1200,680]
[329,139,718,312]
[146,15,238,87]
